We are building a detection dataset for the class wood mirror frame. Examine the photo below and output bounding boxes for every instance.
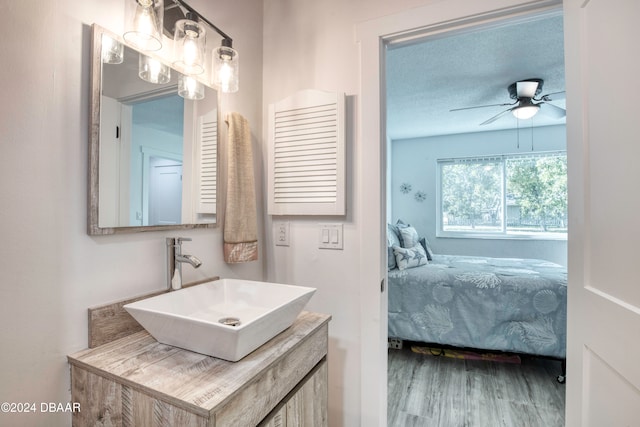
[88,24,218,235]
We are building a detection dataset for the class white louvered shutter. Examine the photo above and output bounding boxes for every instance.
[268,89,346,215]
[197,110,217,214]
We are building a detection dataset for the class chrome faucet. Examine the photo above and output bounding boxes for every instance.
[166,237,202,291]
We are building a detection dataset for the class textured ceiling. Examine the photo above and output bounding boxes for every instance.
[386,13,565,140]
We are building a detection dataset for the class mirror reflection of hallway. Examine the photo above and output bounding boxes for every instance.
[91,25,220,234]
[133,96,183,227]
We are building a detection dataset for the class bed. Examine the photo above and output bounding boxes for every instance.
[388,253,567,359]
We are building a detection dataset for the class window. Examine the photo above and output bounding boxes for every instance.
[437,152,567,239]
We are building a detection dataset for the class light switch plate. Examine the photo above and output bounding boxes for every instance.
[319,223,343,249]
[275,221,290,246]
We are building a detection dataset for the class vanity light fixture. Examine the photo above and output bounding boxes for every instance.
[178,75,205,100]
[212,39,239,94]
[166,0,239,93]
[139,54,171,84]
[172,13,206,75]
[101,34,124,64]
[123,0,239,94]
[123,0,164,52]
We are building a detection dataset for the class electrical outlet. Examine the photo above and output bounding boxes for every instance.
[275,221,290,246]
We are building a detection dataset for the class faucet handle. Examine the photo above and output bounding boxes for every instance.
[176,237,192,245]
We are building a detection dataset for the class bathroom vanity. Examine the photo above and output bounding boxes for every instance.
[68,311,330,426]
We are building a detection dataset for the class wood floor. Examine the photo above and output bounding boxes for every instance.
[388,346,566,427]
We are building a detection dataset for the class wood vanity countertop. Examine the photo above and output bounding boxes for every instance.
[68,311,330,420]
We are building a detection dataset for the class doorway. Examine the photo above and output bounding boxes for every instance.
[355,1,566,424]
[148,156,183,225]
[384,11,567,426]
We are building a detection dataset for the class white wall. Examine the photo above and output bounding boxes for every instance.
[391,125,568,266]
[0,1,263,425]
[262,0,449,425]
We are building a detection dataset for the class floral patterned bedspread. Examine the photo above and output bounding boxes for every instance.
[388,254,567,358]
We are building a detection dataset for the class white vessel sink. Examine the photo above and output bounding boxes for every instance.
[124,279,316,362]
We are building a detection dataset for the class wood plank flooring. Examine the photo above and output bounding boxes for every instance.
[388,347,565,427]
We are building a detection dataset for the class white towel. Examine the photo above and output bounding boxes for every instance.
[223,112,258,263]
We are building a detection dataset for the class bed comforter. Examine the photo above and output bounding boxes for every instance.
[388,254,567,358]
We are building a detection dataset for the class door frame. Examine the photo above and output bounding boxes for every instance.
[356,0,564,424]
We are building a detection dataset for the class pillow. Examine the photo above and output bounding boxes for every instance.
[393,244,428,270]
[387,224,402,270]
[419,236,434,261]
[395,219,410,246]
[387,223,401,248]
[387,246,396,270]
[399,226,420,248]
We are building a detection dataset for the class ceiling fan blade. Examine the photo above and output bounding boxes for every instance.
[538,91,566,102]
[450,101,516,112]
[516,81,540,98]
[480,108,514,126]
[538,102,566,119]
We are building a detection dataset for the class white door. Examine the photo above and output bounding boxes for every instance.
[564,1,640,425]
[148,157,182,225]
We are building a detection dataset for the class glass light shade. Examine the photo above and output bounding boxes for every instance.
[101,35,124,64]
[212,45,239,93]
[512,105,540,120]
[173,19,206,75]
[138,54,171,84]
[178,75,205,100]
[123,0,164,52]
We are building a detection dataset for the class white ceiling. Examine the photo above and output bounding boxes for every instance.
[386,13,565,140]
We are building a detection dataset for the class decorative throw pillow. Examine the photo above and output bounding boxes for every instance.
[419,236,434,261]
[388,246,396,270]
[393,244,428,270]
[399,226,420,248]
[387,223,401,248]
[396,219,409,227]
[395,220,410,246]
[387,224,402,270]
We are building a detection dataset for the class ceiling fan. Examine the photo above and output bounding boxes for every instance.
[451,78,566,126]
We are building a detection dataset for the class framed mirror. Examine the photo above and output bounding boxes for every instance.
[88,24,218,235]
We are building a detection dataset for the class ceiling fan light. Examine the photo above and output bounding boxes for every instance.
[512,104,540,120]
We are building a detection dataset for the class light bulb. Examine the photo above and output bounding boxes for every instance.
[219,62,233,89]
[101,35,123,64]
[173,19,205,75]
[212,45,239,93]
[178,75,204,100]
[139,54,170,84]
[123,0,163,52]
[183,37,198,65]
